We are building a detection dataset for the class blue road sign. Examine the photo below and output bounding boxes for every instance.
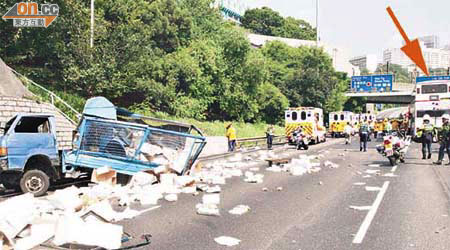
[416,75,450,83]
[351,74,393,92]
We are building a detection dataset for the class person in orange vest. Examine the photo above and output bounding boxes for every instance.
[226,123,237,152]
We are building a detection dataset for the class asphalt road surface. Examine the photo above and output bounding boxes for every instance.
[118,137,450,250]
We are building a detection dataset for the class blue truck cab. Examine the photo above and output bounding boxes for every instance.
[0,113,62,196]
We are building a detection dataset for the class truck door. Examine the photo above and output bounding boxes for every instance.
[6,116,58,170]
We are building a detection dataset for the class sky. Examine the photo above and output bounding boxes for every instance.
[245,0,450,60]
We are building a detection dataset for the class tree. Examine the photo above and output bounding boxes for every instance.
[375,63,410,83]
[0,0,347,125]
[241,7,316,40]
[241,7,284,37]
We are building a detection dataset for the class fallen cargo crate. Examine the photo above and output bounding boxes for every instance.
[63,116,206,176]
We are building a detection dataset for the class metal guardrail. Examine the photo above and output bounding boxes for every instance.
[236,135,285,149]
[8,67,81,124]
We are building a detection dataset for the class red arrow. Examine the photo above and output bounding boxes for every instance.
[386,6,429,76]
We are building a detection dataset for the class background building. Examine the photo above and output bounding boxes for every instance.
[383,40,450,71]
[349,54,378,73]
[419,35,440,49]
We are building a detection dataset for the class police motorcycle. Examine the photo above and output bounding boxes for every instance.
[292,127,310,150]
[376,130,411,166]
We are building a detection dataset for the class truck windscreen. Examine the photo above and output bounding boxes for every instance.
[421,84,447,94]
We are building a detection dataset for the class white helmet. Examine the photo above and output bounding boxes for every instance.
[442,114,450,120]
[423,114,431,121]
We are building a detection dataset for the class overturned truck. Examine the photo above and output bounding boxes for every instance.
[0,97,206,196]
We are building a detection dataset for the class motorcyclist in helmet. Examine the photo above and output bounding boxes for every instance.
[417,114,436,159]
[434,114,450,165]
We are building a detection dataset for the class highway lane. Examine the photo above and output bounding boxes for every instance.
[119,138,450,250]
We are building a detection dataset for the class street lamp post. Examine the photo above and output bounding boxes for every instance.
[316,0,319,46]
[90,0,94,48]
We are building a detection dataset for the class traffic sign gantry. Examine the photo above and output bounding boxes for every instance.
[351,74,393,93]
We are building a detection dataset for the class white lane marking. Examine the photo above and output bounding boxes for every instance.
[353,182,366,186]
[391,165,398,172]
[383,173,397,177]
[353,181,390,244]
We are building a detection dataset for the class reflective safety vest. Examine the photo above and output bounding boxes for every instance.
[360,123,369,133]
[438,123,450,142]
[385,122,392,131]
[419,123,435,138]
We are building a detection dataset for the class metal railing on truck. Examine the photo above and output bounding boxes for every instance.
[63,116,206,175]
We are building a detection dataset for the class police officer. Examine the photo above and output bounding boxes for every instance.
[434,114,450,165]
[384,118,393,135]
[418,114,435,159]
[359,119,369,152]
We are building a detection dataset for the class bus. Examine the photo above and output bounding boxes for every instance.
[285,107,326,144]
[329,111,354,137]
[413,76,450,134]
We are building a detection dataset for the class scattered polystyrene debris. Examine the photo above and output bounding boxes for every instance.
[338,153,345,156]
[182,186,197,194]
[365,169,380,174]
[349,206,371,211]
[277,187,283,191]
[362,175,371,178]
[368,164,381,168]
[202,194,220,205]
[249,167,259,172]
[324,160,339,169]
[365,186,382,192]
[131,172,157,186]
[262,187,268,192]
[196,203,220,216]
[228,205,250,215]
[318,181,323,185]
[211,176,226,185]
[353,182,366,186]
[311,162,321,168]
[164,194,178,202]
[266,166,282,172]
[214,236,241,246]
[383,173,398,177]
[244,172,264,183]
[53,214,123,249]
[206,185,221,193]
[310,167,321,173]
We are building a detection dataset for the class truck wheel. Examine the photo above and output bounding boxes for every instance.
[20,170,50,197]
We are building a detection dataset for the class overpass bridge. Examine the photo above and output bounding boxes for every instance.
[345,82,415,104]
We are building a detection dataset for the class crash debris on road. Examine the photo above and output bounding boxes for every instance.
[228,205,251,215]
[0,138,343,249]
[214,236,241,246]
[0,165,199,250]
